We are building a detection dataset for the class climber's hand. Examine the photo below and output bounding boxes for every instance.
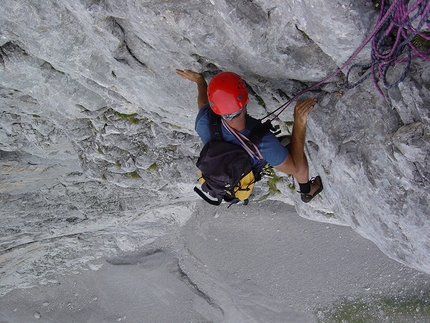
[294,98,317,127]
[176,69,204,83]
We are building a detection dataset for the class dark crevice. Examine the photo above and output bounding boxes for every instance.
[1,41,28,59]
[125,44,147,68]
[173,258,225,316]
[110,17,148,69]
[106,248,165,265]
[114,57,129,65]
[0,50,4,68]
[40,61,65,75]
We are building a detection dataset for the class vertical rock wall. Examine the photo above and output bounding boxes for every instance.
[0,0,429,293]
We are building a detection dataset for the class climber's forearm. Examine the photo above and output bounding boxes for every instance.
[196,78,209,110]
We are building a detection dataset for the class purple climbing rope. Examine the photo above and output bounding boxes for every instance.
[263,0,430,122]
[348,0,430,95]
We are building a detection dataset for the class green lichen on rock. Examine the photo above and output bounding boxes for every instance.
[114,112,140,124]
[316,293,430,323]
[146,162,159,172]
[129,171,141,179]
[267,174,282,195]
[412,31,430,50]
[255,94,266,107]
[168,144,177,151]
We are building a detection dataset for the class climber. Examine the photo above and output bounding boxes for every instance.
[176,69,323,203]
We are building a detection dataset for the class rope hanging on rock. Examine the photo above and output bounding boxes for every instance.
[263,0,430,122]
[346,0,430,95]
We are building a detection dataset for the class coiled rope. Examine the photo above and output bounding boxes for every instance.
[263,0,430,122]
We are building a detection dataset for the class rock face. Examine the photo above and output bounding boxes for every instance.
[0,0,429,293]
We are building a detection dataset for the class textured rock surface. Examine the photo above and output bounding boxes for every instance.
[0,0,429,295]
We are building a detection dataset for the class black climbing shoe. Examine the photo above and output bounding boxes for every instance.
[300,176,323,203]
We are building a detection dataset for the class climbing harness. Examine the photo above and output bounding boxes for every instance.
[262,0,430,123]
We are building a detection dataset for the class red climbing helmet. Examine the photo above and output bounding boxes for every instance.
[207,72,249,116]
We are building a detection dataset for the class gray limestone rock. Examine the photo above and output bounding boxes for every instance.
[0,0,429,294]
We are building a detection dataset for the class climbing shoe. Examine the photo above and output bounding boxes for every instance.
[300,176,323,203]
